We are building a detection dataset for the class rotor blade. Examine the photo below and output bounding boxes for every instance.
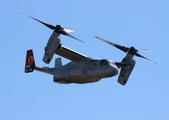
[137,49,149,52]
[22,13,83,43]
[66,33,84,43]
[95,36,129,52]
[135,52,157,64]
[21,12,55,30]
[60,30,84,43]
[63,28,74,33]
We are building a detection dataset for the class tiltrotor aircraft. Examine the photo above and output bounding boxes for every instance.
[24,14,156,85]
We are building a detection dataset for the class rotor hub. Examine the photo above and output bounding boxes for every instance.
[54,25,63,33]
[128,47,137,55]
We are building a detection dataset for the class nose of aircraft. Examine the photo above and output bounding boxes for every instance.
[111,66,118,75]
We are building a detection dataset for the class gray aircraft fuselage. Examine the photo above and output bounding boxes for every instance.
[48,59,118,84]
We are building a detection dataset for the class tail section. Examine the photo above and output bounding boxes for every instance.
[25,49,54,75]
[25,49,35,73]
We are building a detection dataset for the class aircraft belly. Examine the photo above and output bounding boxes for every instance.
[55,73,116,84]
[67,75,101,84]
[63,70,116,84]
[54,75,101,84]
[55,71,101,84]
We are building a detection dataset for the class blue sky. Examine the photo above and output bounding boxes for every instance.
[1,0,169,119]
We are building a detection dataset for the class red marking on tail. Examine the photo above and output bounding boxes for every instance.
[25,49,35,73]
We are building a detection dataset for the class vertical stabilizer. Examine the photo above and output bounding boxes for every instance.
[25,49,35,73]
[53,57,62,83]
[55,58,62,68]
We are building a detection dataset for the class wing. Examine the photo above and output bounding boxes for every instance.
[55,45,92,61]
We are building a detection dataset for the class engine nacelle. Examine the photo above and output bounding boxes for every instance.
[43,53,51,64]
[117,58,136,85]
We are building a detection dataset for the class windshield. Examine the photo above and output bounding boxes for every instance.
[100,59,108,66]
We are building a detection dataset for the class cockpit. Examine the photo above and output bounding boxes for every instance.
[100,59,108,66]
[100,59,115,66]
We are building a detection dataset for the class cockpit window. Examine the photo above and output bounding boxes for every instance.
[100,60,108,66]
